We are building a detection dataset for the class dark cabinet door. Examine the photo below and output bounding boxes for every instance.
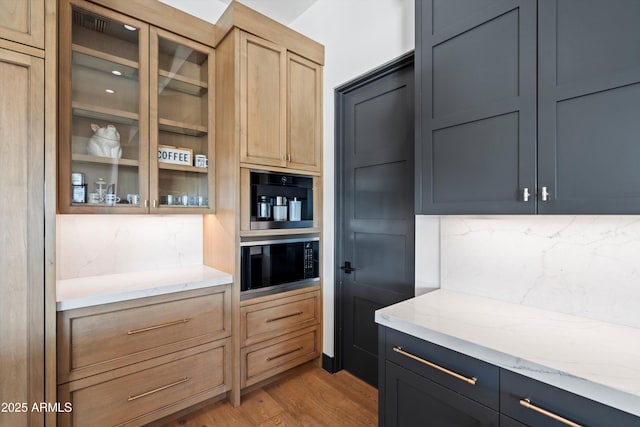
[415,0,537,214]
[537,0,640,213]
[500,415,527,427]
[383,361,499,427]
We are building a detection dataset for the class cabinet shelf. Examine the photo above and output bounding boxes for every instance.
[159,70,207,96]
[72,44,139,70]
[158,162,208,174]
[72,153,139,167]
[158,118,207,136]
[72,102,139,126]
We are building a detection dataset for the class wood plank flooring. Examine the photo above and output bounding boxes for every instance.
[159,363,378,426]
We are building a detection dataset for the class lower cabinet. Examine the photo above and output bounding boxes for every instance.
[379,326,640,427]
[57,286,232,426]
[501,369,639,427]
[384,361,499,427]
[240,287,321,388]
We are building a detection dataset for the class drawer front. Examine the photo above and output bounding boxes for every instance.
[241,290,320,346]
[384,327,499,410]
[59,286,230,381]
[501,369,639,427]
[384,361,499,427]
[60,340,230,427]
[241,326,320,388]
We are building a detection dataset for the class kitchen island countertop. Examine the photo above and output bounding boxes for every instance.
[375,289,640,417]
[57,265,232,311]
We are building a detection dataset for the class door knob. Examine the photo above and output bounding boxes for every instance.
[340,261,356,274]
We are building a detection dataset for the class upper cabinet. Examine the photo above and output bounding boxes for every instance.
[287,52,322,173]
[239,31,322,174]
[415,0,536,214]
[58,0,214,214]
[240,32,286,168]
[416,0,640,215]
[0,0,45,49]
[537,0,640,214]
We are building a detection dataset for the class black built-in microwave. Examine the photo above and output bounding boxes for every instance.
[241,238,319,293]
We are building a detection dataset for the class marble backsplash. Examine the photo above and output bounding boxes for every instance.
[57,215,203,279]
[440,216,640,329]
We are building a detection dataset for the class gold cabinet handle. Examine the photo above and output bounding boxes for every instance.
[266,311,303,323]
[127,318,190,335]
[128,377,189,401]
[152,199,157,208]
[144,199,149,208]
[267,346,303,361]
[520,398,583,427]
[393,346,477,385]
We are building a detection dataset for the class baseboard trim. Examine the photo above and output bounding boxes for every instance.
[322,353,337,373]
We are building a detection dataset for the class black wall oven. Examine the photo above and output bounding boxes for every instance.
[241,237,320,293]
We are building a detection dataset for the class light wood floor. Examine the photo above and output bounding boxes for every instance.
[159,363,378,426]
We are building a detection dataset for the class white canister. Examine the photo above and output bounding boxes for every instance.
[289,198,302,221]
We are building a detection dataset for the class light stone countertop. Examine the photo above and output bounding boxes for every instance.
[56,265,232,311]
[375,289,640,417]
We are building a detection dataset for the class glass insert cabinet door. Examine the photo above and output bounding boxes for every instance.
[59,0,149,213]
[150,28,214,212]
[58,0,215,214]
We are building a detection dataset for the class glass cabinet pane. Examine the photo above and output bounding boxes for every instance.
[68,6,144,209]
[153,31,212,210]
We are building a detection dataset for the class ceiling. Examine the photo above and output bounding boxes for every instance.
[159,0,319,25]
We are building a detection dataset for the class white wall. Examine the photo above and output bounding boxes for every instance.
[289,0,415,357]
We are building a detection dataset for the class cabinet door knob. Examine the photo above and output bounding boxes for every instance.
[541,186,550,202]
[523,187,531,202]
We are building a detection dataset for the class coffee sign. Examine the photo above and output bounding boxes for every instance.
[158,145,193,166]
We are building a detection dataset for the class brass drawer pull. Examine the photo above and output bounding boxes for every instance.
[520,398,583,427]
[266,311,303,323]
[267,346,303,361]
[127,318,190,335]
[392,346,477,385]
[127,377,189,401]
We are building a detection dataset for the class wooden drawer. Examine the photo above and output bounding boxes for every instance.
[58,286,231,382]
[241,289,320,346]
[241,325,320,388]
[58,339,231,427]
[500,369,639,427]
[383,327,499,411]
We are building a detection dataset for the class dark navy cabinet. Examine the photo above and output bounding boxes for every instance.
[379,325,640,427]
[415,0,537,214]
[379,326,500,426]
[416,0,640,214]
[537,0,640,213]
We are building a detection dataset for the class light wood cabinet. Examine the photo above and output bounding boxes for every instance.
[58,0,215,214]
[287,52,322,173]
[0,0,45,49]
[239,31,322,173]
[0,46,45,427]
[57,286,231,426]
[240,288,321,388]
[240,32,286,168]
[204,1,325,405]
